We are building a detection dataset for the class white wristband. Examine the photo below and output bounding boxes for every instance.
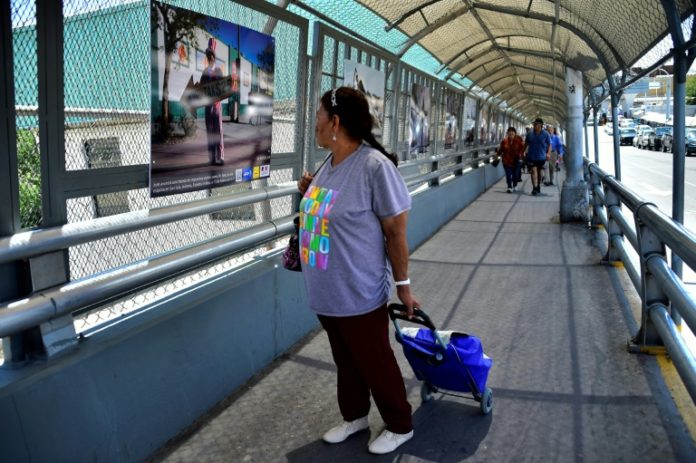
[394,279,410,286]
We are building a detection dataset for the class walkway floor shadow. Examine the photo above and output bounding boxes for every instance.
[153,170,696,462]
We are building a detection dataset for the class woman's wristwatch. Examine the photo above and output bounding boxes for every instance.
[394,279,410,286]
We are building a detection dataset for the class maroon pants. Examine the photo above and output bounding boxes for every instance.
[318,304,413,434]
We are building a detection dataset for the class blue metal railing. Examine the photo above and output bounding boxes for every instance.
[0,144,498,341]
[586,159,696,403]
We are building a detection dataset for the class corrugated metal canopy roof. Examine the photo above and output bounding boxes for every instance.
[355,0,694,123]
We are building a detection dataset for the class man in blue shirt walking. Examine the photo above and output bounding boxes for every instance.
[544,125,564,186]
[524,118,551,196]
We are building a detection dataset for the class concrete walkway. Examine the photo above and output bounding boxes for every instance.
[150,171,695,462]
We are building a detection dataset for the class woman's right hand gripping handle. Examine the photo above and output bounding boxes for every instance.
[298,171,313,196]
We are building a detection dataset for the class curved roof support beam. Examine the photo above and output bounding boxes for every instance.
[444,45,498,81]
[448,47,567,81]
[458,0,536,123]
[473,1,624,70]
[518,107,566,124]
[485,77,562,103]
[475,59,593,106]
[473,63,562,93]
[509,98,566,118]
[383,0,447,32]
[396,5,471,57]
[462,61,590,103]
[512,101,551,119]
[489,81,567,106]
[457,55,562,88]
[484,76,561,100]
[436,33,551,74]
[507,96,567,119]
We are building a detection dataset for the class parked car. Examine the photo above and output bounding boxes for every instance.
[619,128,636,145]
[633,124,652,147]
[245,93,273,125]
[636,127,654,149]
[648,127,672,151]
[662,128,696,154]
[619,119,635,130]
[605,124,614,136]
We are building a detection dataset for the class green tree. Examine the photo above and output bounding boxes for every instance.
[16,129,42,228]
[151,3,212,137]
[257,42,275,74]
[686,75,696,105]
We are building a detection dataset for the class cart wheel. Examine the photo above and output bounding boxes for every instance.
[480,388,493,415]
[420,382,436,403]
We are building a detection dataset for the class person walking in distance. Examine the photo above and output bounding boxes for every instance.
[554,127,564,171]
[498,126,525,193]
[524,118,551,196]
[543,125,562,186]
[297,87,420,455]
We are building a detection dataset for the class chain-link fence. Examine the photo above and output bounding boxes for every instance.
[13,1,42,229]
[54,0,306,332]
[6,0,685,348]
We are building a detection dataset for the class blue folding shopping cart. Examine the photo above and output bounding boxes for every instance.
[389,304,493,414]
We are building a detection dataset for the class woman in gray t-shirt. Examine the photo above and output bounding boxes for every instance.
[297,87,421,455]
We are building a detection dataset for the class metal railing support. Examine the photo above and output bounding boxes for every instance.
[602,180,623,264]
[649,304,696,403]
[661,0,692,327]
[4,0,75,365]
[632,198,669,350]
[589,166,602,229]
[647,256,696,334]
[607,82,622,181]
[0,217,296,339]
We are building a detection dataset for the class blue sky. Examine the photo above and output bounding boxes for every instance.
[204,17,274,66]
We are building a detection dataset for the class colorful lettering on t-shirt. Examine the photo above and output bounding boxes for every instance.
[299,185,338,271]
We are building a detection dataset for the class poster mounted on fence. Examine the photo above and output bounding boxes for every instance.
[150,1,275,197]
[463,96,477,145]
[478,104,489,145]
[444,94,459,150]
[343,59,386,141]
[409,83,431,155]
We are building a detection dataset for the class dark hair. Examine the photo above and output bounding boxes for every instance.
[507,126,516,134]
[320,87,398,166]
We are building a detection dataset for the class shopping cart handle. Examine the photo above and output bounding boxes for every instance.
[388,303,437,330]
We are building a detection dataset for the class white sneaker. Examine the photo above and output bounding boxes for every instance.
[368,429,414,454]
[506,187,512,193]
[512,186,517,192]
[322,416,369,444]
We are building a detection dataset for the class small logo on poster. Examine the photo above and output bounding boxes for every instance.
[260,164,270,177]
[235,169,243,182]
[242,168,253,181]
[253,166,260,179]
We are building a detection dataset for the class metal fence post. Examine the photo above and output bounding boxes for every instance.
[592,107,600,165]
[661,0,692,327]
[1,0,77,364]
[608,84,622,181]
[0,0,34,366]
[472,98,481,168]
[630,203,668,351]
[454,91,465,176]
[602,184,623,264]
[589,167,602,230]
